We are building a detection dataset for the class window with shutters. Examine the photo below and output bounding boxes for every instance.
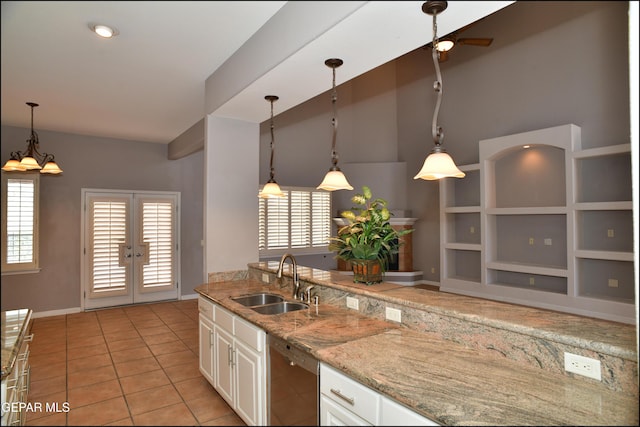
[1,172,40,274]
[258,186,331,255]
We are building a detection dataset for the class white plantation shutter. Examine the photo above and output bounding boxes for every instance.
[311,191,331,247]
[258,186,331,254]
[290,191,310,248]
[139,199,174,291]
[90,198,129,296]
[2,174,39,272]
[83,190,179,309]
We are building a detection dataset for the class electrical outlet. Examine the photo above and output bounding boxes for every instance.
[564,352,601,381]
[346,296,359,310]
[607,229,615,238]
[431,267,435,274]
[529,237,534,245]
[529,277,535,285]
[262,273,270,283]
[608,279,618,288]
[470,226,475,234]
[544,238,552,246]
[385,307,402,323]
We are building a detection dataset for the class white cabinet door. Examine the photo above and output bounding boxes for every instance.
[198,314,214,385]
[320,394,372,426]
[214,324,234,405]
[380,396,439,426]
[205,301,267,426]
[234,338,264,426]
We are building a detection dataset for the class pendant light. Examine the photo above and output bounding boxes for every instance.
[2,102,63,174]
[414,1,465,181]
[317,58,353,191]
[258,95,284,199]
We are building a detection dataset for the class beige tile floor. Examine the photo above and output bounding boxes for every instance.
[24,299,246,426]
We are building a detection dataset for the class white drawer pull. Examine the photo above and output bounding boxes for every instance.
[330,388,355,406]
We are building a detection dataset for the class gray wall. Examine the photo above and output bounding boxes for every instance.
[1,127,204,313]
[259,1,630,282]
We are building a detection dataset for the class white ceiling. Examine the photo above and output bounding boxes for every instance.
[1,1,512,145]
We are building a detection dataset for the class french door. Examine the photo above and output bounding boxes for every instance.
[82,190,180,310]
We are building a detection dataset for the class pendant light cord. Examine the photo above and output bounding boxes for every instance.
[431,12,444,149]
[330,64,339,168]
[269,98,276,181]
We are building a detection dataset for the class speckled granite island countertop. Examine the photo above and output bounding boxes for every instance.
[195,266,638,426]
[1,309,32,381]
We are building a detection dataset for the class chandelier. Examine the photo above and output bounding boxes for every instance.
[2,102,63,174]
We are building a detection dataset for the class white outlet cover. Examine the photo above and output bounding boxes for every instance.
[346,296,359,310]
[564,352,601,381]
[385,307,401,323]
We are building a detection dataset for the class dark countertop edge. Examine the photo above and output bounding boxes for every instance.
[248,262,636,360]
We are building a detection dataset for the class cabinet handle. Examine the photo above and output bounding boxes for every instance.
[209,330,213,347]
[330,388,355,406]
[228,344,235,367]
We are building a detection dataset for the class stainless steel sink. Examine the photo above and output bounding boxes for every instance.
[251,301,309,315]
[232,293,284,307]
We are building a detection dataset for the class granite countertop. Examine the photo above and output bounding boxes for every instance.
[195,271,638,426]
[1,309,32,381]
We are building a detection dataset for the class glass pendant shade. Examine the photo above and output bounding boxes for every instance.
[414,150,465,180]
[19,156,42,170]
[259,181,284,199]
[317,168,353,191]
[2,159,25,172]
[41,161,63,174]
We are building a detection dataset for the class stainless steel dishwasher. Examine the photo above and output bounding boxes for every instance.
[268,334,319,426]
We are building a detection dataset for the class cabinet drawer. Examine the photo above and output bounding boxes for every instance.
[234,316,264,352]
[216,305,234,333]
[321,364,379,424]
[198,296,215,321]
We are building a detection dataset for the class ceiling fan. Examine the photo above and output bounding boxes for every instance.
[424,21,493,62]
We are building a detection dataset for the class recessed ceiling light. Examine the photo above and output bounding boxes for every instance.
[90,24,118,38]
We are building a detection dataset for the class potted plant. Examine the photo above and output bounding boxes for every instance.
[329,186,413,284]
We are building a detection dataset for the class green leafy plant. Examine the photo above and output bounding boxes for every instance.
[329,186,413,273]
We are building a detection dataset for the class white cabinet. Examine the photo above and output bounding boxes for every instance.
[198,297,215,385]
[1,326,32,426]
[211,303,267,426]
[320,363,438,426]
[439,124,635,324]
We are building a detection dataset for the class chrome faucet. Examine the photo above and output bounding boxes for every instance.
[276,253,300,299]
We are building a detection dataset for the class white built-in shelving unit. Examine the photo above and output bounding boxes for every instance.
[440,124,634,324]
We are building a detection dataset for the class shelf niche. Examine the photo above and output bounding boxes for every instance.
[440,123,636,324]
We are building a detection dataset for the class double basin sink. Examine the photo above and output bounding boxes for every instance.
[232,292,308,315]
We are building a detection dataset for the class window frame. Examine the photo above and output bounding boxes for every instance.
[258,185,332,257]
[1,171,40,274]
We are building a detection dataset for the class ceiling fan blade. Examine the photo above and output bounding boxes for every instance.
[457,37,493,47]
